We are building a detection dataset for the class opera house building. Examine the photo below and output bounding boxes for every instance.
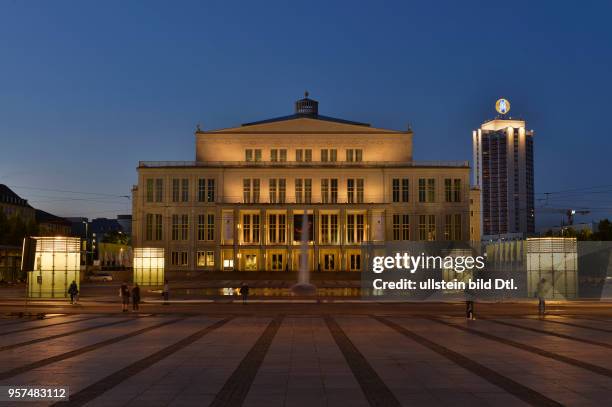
[132,95,473,272]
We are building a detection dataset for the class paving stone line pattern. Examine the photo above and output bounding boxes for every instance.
[373,316,563,407]
[429,317,612,379]
[325,315,401,407]
[523,316,612,333]
[0,317,141,352]
[481,317,612,350]
[0,315,108,337]
[209,315,284,407]
[0,317,187,381]
[52,317,233,407]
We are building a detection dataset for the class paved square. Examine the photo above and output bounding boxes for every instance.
[0,311,611,406]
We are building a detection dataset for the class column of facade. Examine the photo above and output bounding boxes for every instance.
[313,207,320,273]
[340,207,346,271]
[233,208,239,271]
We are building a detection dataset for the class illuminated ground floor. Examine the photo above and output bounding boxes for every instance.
[168,246,370,272]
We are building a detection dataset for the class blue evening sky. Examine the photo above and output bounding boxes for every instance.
[1,1,611,228]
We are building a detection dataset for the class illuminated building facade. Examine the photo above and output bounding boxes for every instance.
[133,95,471,272]
[473,101,535,239]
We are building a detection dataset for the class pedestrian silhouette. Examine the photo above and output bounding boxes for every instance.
[239,283,250,305]
[68,280,79,305]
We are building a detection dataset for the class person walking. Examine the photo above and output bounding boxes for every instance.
[120,283,130,312]
[239,283,250,305]
[536,278,547,316]
[131,283,141,311]
[162,279,169,305]
[68,280,79,305]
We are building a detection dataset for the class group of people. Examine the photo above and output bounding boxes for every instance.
[119,283,141,312]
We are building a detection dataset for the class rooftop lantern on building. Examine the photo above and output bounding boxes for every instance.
[294,91,319,116]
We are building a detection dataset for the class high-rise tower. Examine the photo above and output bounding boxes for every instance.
[473,99,535,238]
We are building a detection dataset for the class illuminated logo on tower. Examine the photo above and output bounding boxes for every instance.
[495,98,510,115]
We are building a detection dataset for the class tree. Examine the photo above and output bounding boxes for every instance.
[593,219,612,241]
[101,230,129,245]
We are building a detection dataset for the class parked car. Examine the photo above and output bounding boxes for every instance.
[88,273,113,282]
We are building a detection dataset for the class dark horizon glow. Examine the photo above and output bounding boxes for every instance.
[1,1,611,229]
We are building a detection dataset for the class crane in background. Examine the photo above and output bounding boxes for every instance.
[537,208,591,226]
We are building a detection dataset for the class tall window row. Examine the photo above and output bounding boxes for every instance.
[245,148,362,162]
[145,178,215,203]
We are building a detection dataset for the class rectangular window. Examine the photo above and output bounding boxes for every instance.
[254,149,261,162]
[304,149,312,162]
[402,214,410,240]
[245,149,253,162]
[146,179,154,202]
[355,149,363,162]
[321,149,328,162]
[243,179,260,203]
[296,149,303,162]
[253,179,260,203]
[197,251,215,267]
[321,179,329,203]
[269,179,277,204]
[171,215,188,240]
[181,214,189,240]
[346,149,354,162]
[392,214,410,240]
[181,179,189,202]
[331,179,338,203]
[419,178,436,202]
[453,179,462,202]
[146,214,153,240]
[304,179,312,203]
[268,213,286,243]
[181,251,188,266]
[172,214,179,240]
[242,213,260,243]
[278,178,286,203]
[198,214,214,241]
[419,215,436,241]
[155,179,163,202]
[207,213,215,241]
[271,149,278,162]
[269,178,285,203]
[330,149,337,162]
[392,214,400,240]
[155,214,162,240]
[295,179,303,203]
[348,179,364,203]
[280,149,287,162]
[349,254,361,271]
[271,253,284,271]
[401,179,409,202]
[172,179,180,202]
[347,214,365,243]
[320,213,339,244]
[207,179,215,202]
[198,179,206,202]
[444,178,462,202]
[445,214,462,241]
[197,178,216,203]
[392,179,400,202]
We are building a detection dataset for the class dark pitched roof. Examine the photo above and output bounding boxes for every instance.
[35,209,71,226]
[241,94,370,127]
[242,113,370,127]
[0,184,31,207]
